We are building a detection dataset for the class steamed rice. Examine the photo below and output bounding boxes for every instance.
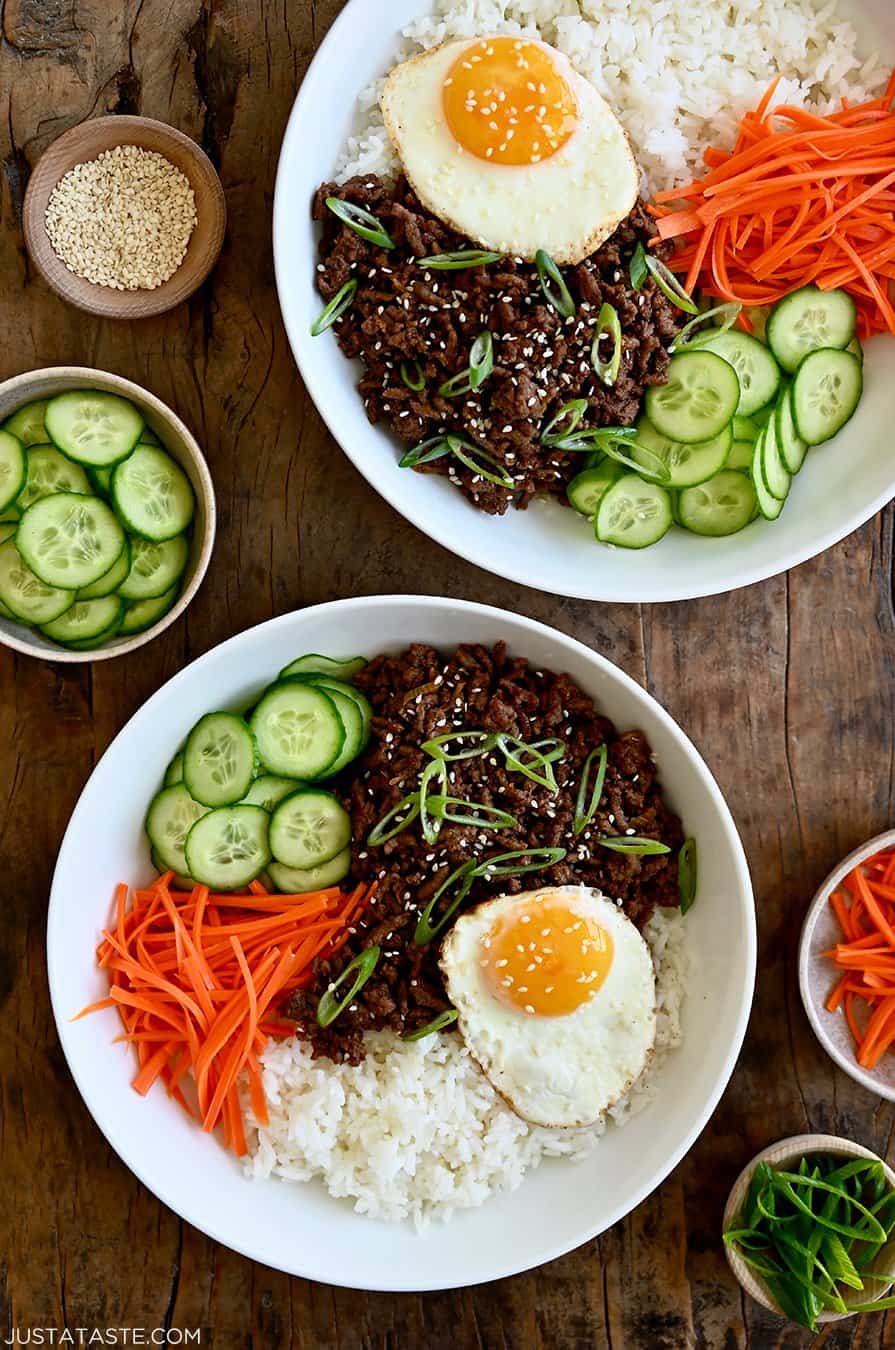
[245,907,688,1227]
[335,0,884,195]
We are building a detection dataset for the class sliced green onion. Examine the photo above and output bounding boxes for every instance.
[536,249,576,318]
[325,196,395,249]
[448,436,515,490]
[310,279,358,336]
[422,729,499,761]
[669,302,743,353]
[399,435,452,468]
[497,734,562,791]
[530,738,566,764]
[592,304,622,387]
[678,838,698,913]
[644,255,700,315]
[414,861,477,945]
[542,429,603,454]
[367,792,421,846]
[629,242,648,290]
[427,796,519,831]
[417,250,503,270]
[438,332,494,398]
[419,758,448,845]
[597,836,671,855]
[403,1009,459,1040]
[595,430,672,484]
[473,846,567,878]
[574,744,607,835]
[316,945,381,1027]
[541,399,589,447]
[400,359,426,391]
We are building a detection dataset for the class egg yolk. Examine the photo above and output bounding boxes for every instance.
[442,37,578,167]
[480,892,614,1016]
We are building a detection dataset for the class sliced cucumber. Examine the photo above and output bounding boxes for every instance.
[164,750,185,787]
[766,285,856,373]
[760,415,791,501]
[566,460,623,517]
[112,445,195,541]
[0,431,26,514]
[145,784,210,875]
[732,416,760,443]
[45,391,144,467]
[3,399,49,446]
[18,444,91,511]
[0,597,13,619]
[791,349,863,446]
[297,675,372,770]
[676,471,757,537]
[183,712,258,808]
[119,584,179,636]
[184,805,271,890]
[40,595,124,645]
[0,539,74,624]
[846,336,864,366]
[645,350,740,443]
[16,492,125,589]
[268,848,352,895]
[139,427,162,447]
[751,428,786,521]
[269,788,352,869]
[150,848,195,892]
[727,440,755,471]
[279,653,367,682]
[87,465,114,497]
[118,533,189,601]
[77,538,132,600]
[249,680,346,779]
[775,387,807,475]
[241,774,301,811]
[595,474,673,549]
[693,330,781,417]
[0,522,16,546]
[633,416,731,488]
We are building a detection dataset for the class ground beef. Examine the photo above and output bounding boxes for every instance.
[285,643,684,1062]
[314,176,684,514]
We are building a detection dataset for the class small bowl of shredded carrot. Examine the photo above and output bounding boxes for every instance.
[800,830,895,1101]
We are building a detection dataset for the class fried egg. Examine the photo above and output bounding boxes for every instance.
[380,36,639,265]
[439,885,656,1128]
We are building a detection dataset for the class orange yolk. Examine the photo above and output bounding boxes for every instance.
[480,893,614,1017]
[442,37,578,167]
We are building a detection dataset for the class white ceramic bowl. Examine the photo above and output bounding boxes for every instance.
[0,367,215,662]
[799,829,895,1102]
[48,596,755,1290]
[274,0,895,604]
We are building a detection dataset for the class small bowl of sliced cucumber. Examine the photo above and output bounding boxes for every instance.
[0,366,216,661]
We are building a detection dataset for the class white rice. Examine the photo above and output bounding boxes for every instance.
[244,906,688,1227]
[335,0,884,195]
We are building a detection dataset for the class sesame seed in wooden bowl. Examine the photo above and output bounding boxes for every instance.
[23,116,226,320]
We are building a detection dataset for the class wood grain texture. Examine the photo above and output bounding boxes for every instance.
[0,2,893,1347]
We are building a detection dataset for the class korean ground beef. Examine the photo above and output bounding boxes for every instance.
[285,642,685,1062]
[314,176,684,514]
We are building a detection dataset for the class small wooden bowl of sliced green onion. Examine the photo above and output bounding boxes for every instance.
[723,1134,895,1332]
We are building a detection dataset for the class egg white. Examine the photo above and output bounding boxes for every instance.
[440,885,657,1129]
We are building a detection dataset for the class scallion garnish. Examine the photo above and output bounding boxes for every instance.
[438,332,494,398]
[422,729,499,761]
[597,836,671,855]
[497,734,564,792]
[448,436,515,489]
[367,792,421,846]
[536,249,576,318]
[541,399,589,447]
[399,435,452,468]
[529,737,566,763]
[427,796,518,831]
[403,1009,460,1040]
[644,255,700,315]
[417,250,503,270]
[316,945,381,1027]
[419,758,448,845]
[629,242,648,290]
[592,304,622,387]
[400,359,426,391]
[670,302,742,353]
[573,743,607,835]
[414,861,477,945]
[678,838,698,913]
[325,197,396,249]
[310,279,358,336]
[473,846,567,878]
[594,430,672,484]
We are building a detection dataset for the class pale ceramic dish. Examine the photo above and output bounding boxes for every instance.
[723,1133,895,1324]
[273,0,895,603]
[0,367,216,663]
[799,829,895,1102]
[48,596,756,1291]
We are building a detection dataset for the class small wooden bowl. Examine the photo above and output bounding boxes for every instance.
[799,830,895,1103]
[723,1134,895,1326]
[22,116,226,320]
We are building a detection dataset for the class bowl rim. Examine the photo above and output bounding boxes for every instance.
[272,0,895,605]
[722,1132,895,1323]
[47,594,757,1290]
[798,828,895,1102]
[0,365,216,663]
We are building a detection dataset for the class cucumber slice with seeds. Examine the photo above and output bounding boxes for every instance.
[145,784,210,875]
[633,415,731,488]
[566,460,623,517]
[164,750,185,787]
[791,349,863,446]
[751,428,786,521]
[40,595,124,645]
[118,533,189,601]
[727,440,755,471]
[77,537,132,599]
[296,675,372,772]
[241,775,301,811]
[268,849,352,895]
[112,444,194,541]
[645,350,740,443]
[119,584,179,636]
[150,848,195,892]
[766,285,856,373]
[87,464,114,497]
[183,712,258,808]
[45,391,144,467]
[269,788,352,869]
[279,653,367,682]
[185,805,271,890]
[0,431,26,514]
[676,471,757,537]
[693,330,781,417]
[775,387,807,474]
[3,399,49,447]
[595,474,673,549]
[0,539,74,624]
[249,681,345,779]
[18,444,91,511]
[760,415,791,501]
[732,416,760,443]
[16,492,125,589]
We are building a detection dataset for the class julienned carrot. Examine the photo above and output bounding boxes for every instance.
[823,847,895,1069]
[77,873,375,1156]
[648,71,895,338]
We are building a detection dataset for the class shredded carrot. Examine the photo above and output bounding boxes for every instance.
[823,845,895,1070]
[78,874,375,1155]
[648,75,895,338]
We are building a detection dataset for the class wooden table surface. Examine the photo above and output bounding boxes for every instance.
[1,2,894,1347]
